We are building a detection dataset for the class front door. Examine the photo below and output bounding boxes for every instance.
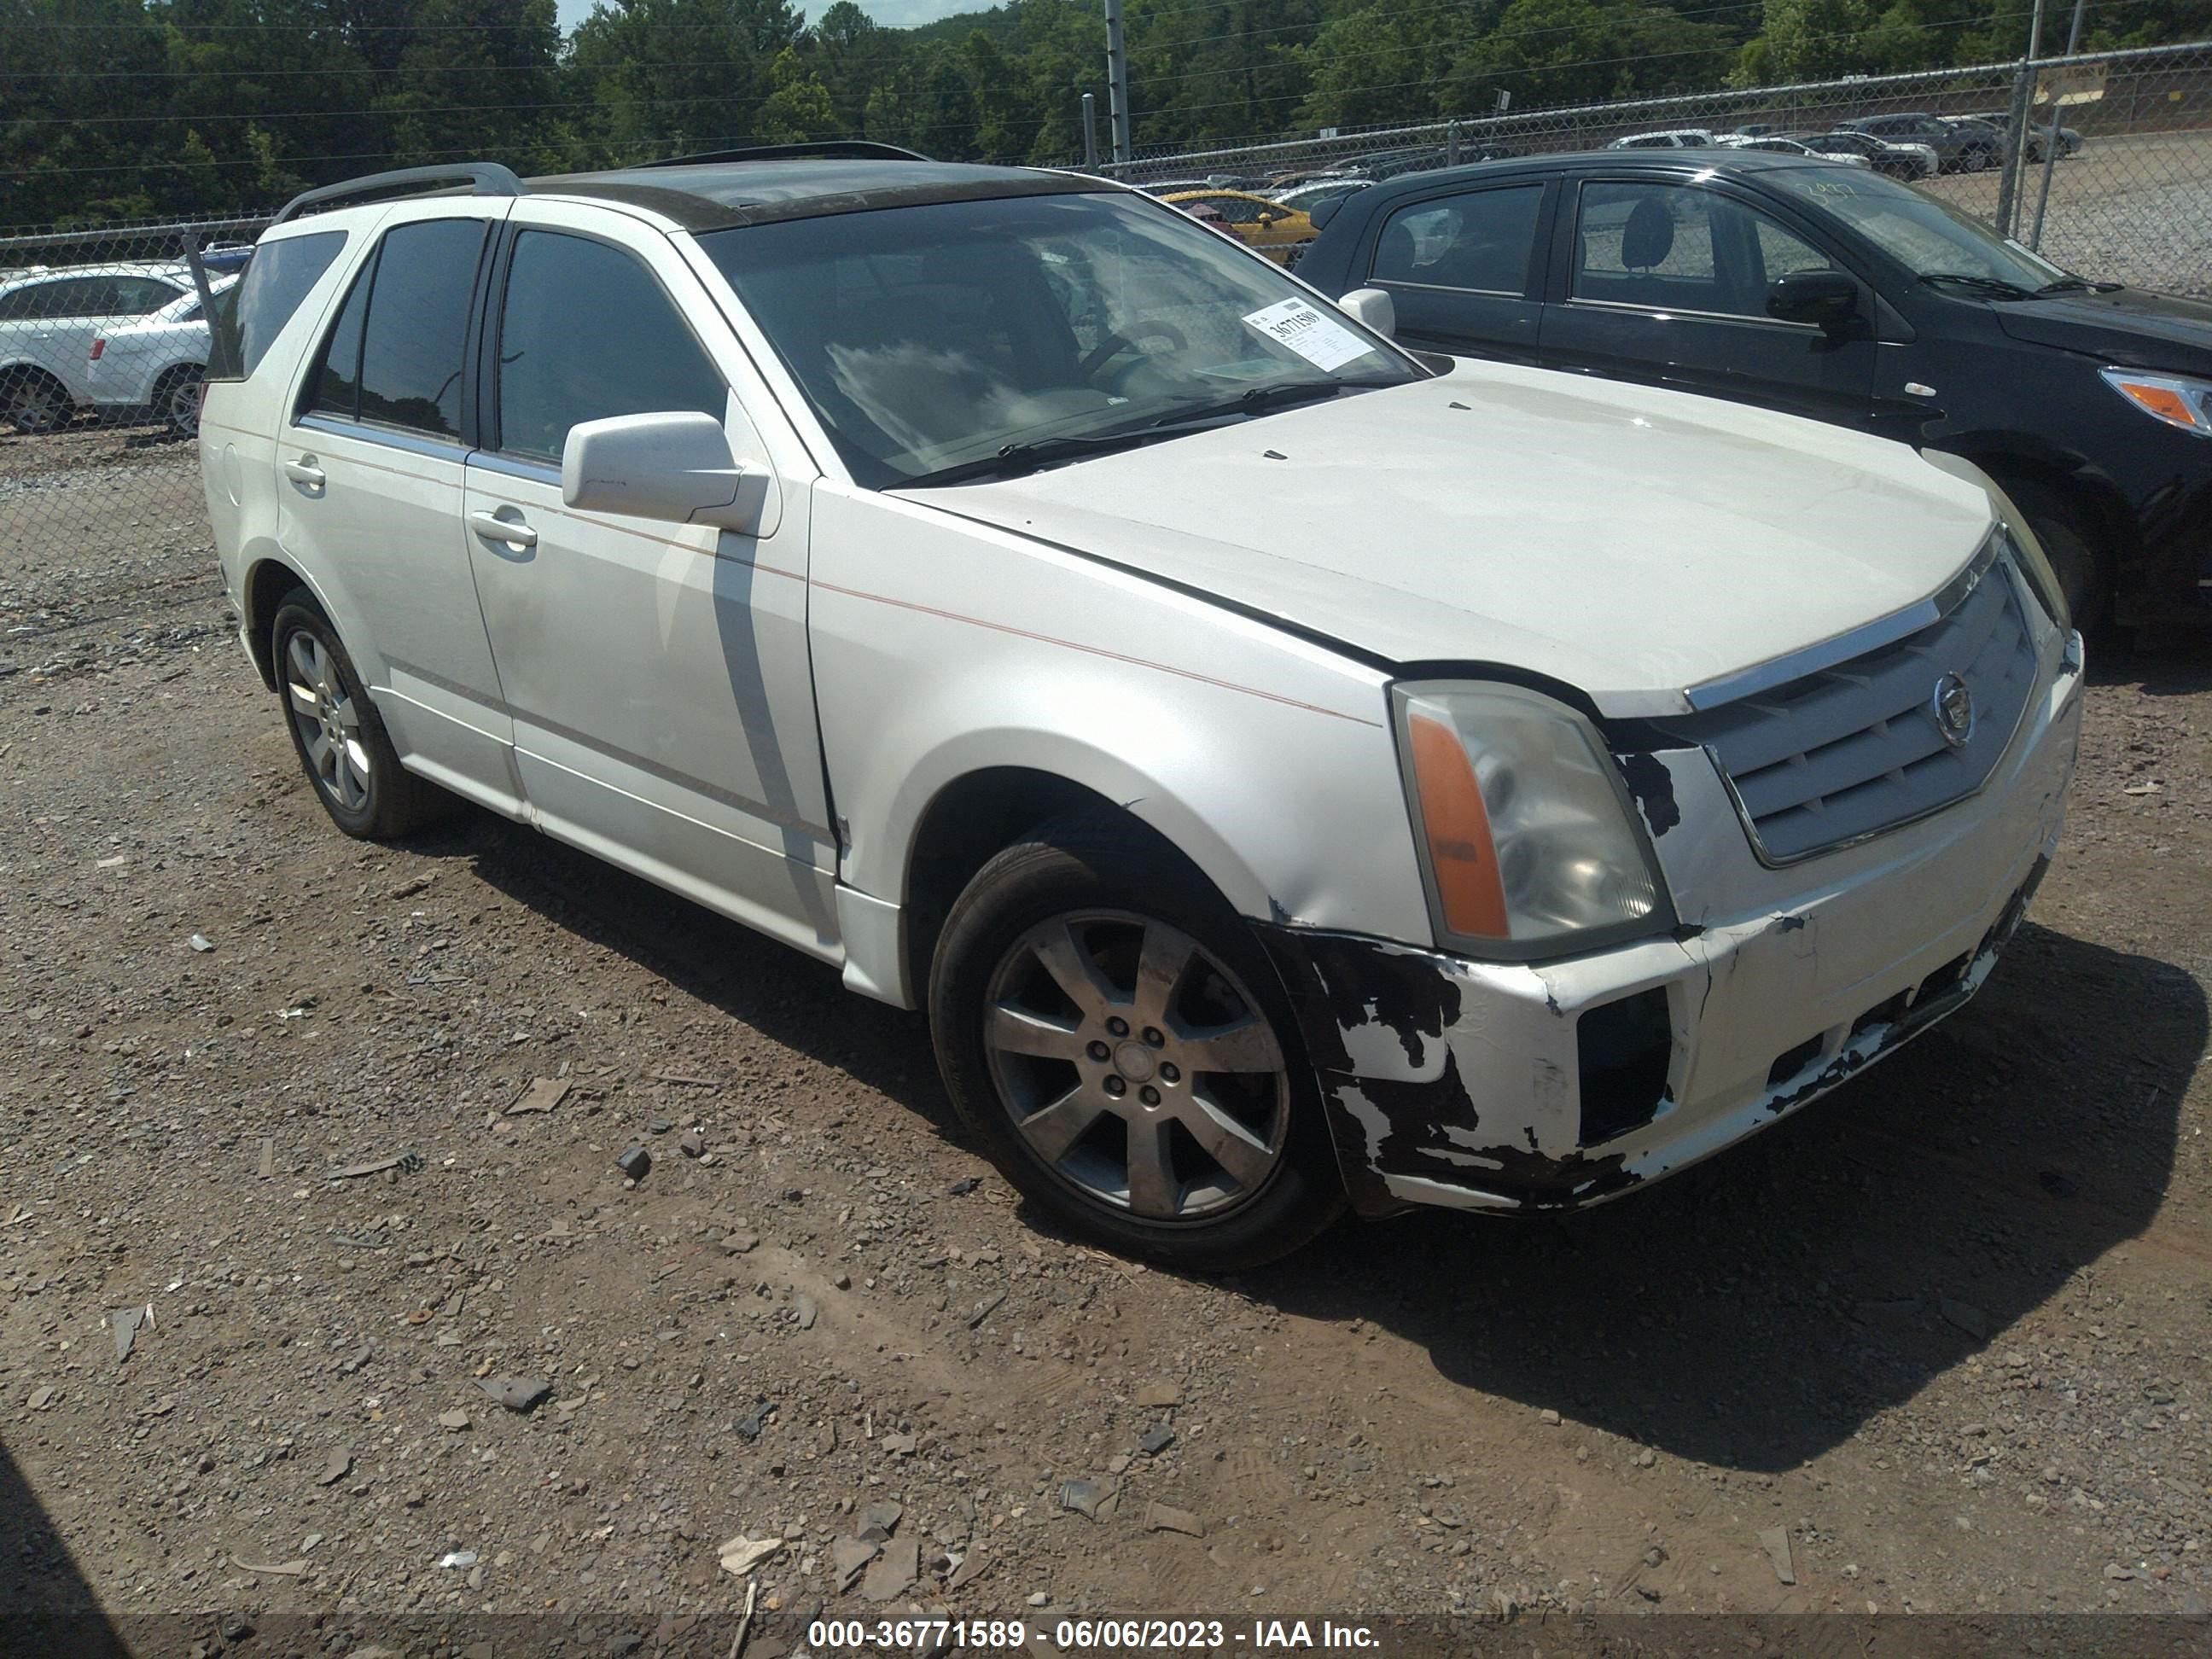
[1540,177,1880,433]
[461,209,836,957]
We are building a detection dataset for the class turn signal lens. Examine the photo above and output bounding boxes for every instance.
[89,337,106,361]
[1406,710,1510,940]
[2100,368,2212,437]
[1395,683,1668,958]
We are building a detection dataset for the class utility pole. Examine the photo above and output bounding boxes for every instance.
[1082,92,1100,169]
[2028,0,2087,249]
[1103,0,1132,165]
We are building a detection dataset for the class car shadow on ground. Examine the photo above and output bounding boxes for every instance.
[2088,632,2212,698]
[0,1440,128,1654]
[1252,919,2203,1470]
[434,806,956,1131]
[430,811,2201,1472]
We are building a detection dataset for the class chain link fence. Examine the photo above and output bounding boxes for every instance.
[1112,42,2212,300]
[1,217,267,691]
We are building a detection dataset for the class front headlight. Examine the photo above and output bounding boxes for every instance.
[1394,681,1669,959]
[2100,366,2212,437]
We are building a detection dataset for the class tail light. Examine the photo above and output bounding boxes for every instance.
[89,337,106,361]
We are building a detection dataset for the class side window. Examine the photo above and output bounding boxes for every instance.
[1576,183,1842,316]
[1753,214,1839,282]
[110,276,183,314]
[354,218,486,439]
[49,276,119,317]
[226,228,347,379]
[1574,182,1721,308]
[494,230,726,463]
[0,280,65,321]
[1206,195,1261,224]
[306,249,375,421]
[1371,185,1544,294]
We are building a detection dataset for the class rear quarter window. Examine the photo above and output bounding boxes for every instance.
[210,229,347,381]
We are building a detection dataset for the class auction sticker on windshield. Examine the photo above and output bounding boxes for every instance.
[1241,296,1371,371]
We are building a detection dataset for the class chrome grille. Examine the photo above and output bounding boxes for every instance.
[1667,562,2038,863]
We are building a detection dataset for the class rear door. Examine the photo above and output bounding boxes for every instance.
[460,204,836,954]
[277,202,520,811]
[1359,180,1551,363]
[1539,174,1879,431]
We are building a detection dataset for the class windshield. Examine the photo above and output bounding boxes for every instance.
[1765,166,2069,289]
[701,189,1412,489]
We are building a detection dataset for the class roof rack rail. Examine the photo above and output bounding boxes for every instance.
[634,141,929,169]
[273,162,527,226]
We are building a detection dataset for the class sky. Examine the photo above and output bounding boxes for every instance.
[555,0,979,34]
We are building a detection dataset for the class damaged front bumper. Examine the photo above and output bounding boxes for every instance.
[1259,636,2085,1219]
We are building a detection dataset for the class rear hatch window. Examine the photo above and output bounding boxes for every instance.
[203,229,346,381]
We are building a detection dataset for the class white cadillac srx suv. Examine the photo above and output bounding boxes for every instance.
[197,144,2083,1268]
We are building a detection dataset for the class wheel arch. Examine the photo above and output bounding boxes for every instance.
[897,765,1236,1013]
[242,554,318,690]
[1947,438,2135,573]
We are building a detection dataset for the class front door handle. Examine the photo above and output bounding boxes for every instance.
[282,456,325,488]
[470,509,538,548]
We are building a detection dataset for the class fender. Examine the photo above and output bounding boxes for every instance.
[806,484,1435,1008]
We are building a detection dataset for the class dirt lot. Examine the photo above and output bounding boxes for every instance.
[3,425,2212,1655]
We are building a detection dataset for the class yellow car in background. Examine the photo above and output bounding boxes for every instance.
[1160,191,1316,264]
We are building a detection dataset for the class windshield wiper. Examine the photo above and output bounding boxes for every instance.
[2034,276,2122,294]
[893,427,1169,489]
[1917,271,2034,300]
[1147,375,1400,433]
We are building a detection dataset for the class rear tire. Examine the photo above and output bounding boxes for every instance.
[929,808,1343,1271]
[2,367,69,434]
[152,364,204,437]
[271,589,448,839]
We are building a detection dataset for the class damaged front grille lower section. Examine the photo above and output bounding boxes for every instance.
[1662,557,2037,864]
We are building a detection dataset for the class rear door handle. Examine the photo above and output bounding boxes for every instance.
[282,457,325,487]
[470,510,537,548]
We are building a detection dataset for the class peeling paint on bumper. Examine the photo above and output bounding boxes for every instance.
[1258,639,2083,1219]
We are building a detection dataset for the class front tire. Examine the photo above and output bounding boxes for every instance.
[2000,476,2106,630]
[929,810,1343,1271]
[271,590,447,838]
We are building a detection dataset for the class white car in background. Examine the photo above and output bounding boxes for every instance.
[1605,129,1717,150]
[1716,135,1871,167]
[87,276,237,436]
[0,261,196,433]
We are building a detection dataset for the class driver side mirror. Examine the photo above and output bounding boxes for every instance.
[562,410,765,534]
[1256,209,1278,225]
[1336,287,1396,340]
[1767,268,1860,332]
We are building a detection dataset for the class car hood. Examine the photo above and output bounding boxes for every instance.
[917,362,1994,718]
[1993,285,2212,370]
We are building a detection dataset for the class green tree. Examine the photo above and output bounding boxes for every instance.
[755,43,838,142]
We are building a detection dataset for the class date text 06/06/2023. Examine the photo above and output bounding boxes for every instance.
[805,1618,1382,1650]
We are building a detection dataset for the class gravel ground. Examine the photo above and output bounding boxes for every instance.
[1922,130,2212,298]
[3,426,2212,1659]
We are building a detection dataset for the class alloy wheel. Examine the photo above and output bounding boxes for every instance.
[982,911,1290,1224]
[164,371,203,435]
[285,631,373,812]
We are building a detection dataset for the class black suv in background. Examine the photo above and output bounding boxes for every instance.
[1298,149,2212,631]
